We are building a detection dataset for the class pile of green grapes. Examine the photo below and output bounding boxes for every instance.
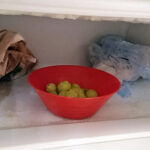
[46,81,98,98]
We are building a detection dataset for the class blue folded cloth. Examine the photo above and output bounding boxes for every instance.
[89,35,150,98]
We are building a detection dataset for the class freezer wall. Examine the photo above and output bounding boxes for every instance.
[127,24,150,46]
[0,15,129,66]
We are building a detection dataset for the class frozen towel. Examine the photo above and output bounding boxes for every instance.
[89,35,150,97]
[0,30,37,81]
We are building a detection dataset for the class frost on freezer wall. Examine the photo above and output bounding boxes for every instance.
[1,0,150,24]
[0,14,134,23]
[34,15,150,24]
[1,11,150,24]
[89,35,150,97]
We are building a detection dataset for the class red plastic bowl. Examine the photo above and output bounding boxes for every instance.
[28,65,120,119]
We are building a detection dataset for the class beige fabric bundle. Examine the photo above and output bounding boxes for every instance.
[0,30,37,80]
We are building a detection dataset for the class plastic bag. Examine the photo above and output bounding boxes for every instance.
[89,35,150,97]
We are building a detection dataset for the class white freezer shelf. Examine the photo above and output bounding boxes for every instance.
[1,71,150,130]
[1,0,150,23]
[50,137,150,150]
[1,66,150,149]
[1,118,150,150]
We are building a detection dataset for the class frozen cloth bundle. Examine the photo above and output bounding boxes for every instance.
[89,35,150,97]
[0,30,37,81]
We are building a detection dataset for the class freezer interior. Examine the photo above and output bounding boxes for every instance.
[0,15,150,129]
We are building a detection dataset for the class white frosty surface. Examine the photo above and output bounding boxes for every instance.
[0,75,150,129]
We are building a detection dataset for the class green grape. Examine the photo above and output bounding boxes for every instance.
[66,89,78,98]
[59,91,67,96]
[71,87,80,93]
[46,83,56,93]
[57,81,71,92]
[49,91,58,95]
[72,83,80,88]
[72,87,86,98]
[47,80,98,98]
[78,91,86,98]
[86,89,98,97]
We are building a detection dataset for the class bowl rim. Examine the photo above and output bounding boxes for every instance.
[28,65,121,100]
